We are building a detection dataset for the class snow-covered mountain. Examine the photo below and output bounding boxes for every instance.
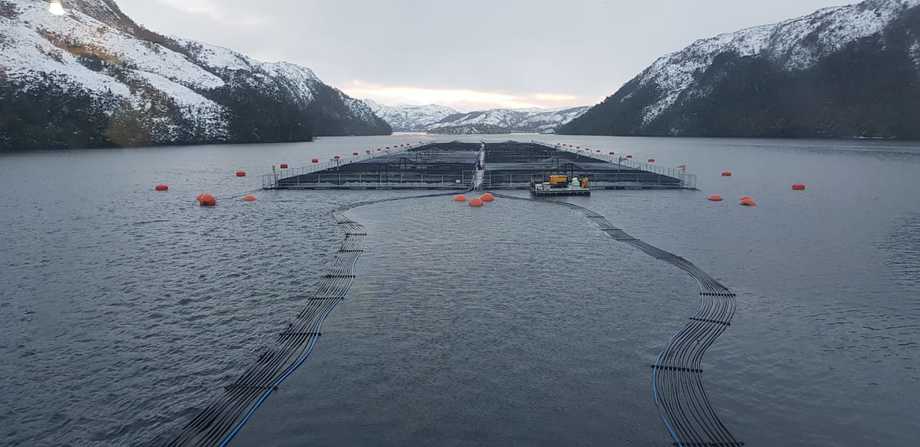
[366,101,588,134]
[426,106,589,134]
[365,101,458,132]
[561,0,920,139]
[0,0,390,150]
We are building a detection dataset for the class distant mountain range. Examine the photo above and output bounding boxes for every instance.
[364,101,459,132]
[561,0,920,139]
[368,102,589,134]
[0,0,390,150]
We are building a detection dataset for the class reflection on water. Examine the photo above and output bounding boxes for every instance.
[879,213,920,289]
[1,135,919,446]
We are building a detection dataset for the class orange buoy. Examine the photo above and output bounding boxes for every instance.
[469,198,484,207]
[242,194,257,202]
[197,193,217,207]
[740,197,757,207]
[707,194,723,202]
[312,158,320,164]
[480,193,495,202]
[235,170,247,177]
[453,194,467,202]
[721,171,733,177]
[792,183,807,191]
[648,159,656,163]
[280,163,289,169]
[154,184,169,192]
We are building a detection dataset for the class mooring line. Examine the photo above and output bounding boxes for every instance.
[168,190,464,446]
[492,192,741,447]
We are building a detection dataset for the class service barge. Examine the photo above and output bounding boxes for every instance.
[262,141,696,191]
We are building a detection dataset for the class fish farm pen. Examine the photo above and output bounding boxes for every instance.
[261,141,697,191]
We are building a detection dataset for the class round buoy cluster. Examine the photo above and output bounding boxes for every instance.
[708,170,808,207]
[454,192,495,208]
[196,193,217,207]
[739,196,757,207]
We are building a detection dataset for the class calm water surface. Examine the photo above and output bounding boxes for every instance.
[1,135,918,446]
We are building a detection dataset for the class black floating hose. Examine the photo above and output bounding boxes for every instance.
[492,192,742,447]
[168,191,464,447]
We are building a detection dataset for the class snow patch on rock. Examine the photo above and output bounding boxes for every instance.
[637,0,920,124]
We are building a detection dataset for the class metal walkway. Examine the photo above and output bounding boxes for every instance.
[494,193,742,447]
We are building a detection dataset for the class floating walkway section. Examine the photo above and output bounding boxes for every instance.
[494,193,741,447]
[262,141,696,191]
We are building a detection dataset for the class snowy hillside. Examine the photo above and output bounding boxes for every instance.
[0,0,390,150]
[426,106,588,134]
[561,0,920,139]
[367,101,588,134]
[366,101,458,132]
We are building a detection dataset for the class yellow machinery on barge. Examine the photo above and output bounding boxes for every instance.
[530,174,591,196]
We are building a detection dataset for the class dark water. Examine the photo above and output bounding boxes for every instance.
[1,136,918,446]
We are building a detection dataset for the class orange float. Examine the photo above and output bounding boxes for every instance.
[648,159,656,163]
[154,184,169,192]
[480,193,495,202]
[235,170,246,177]
[792,183,807,191]
[707,194,723,202]
[280,163,289,169]
[739,197,757,207]
[312,158,320,163]
[469,198,484,207]
[242,194,257,202]
[197,193,217,207]
[453,194,467,202]
[721,171,733,177]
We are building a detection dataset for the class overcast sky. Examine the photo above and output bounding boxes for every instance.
[117,0,841,111]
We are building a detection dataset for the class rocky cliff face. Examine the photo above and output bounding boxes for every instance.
[0,0,390,150]
[560,0,920,139]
